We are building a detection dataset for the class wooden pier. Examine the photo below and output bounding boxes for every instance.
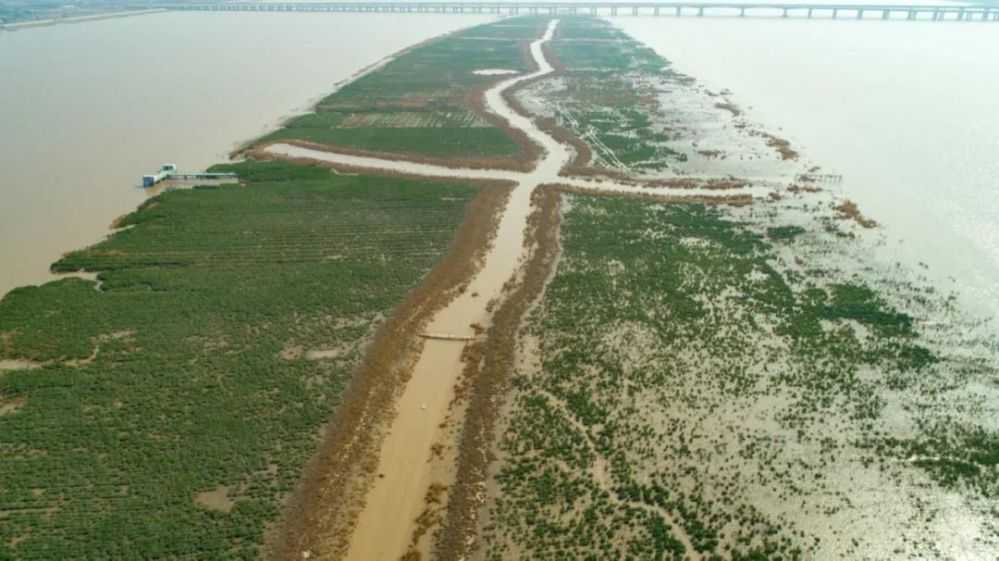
[166,2,999,22]
[142,163,237,188]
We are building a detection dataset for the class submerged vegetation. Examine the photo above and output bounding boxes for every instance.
[545,18,681,172]
[482,191,999,560]
[514,16,802,178]
[0,161,482,560]
[472,23,997,559]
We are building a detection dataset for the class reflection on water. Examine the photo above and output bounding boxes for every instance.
[617,17,999,325]
[0,11,491,297]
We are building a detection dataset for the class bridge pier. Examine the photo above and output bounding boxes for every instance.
[654,6,660,16]
[832,8,838,19]
[632,6,638,16]
[698,6,705,16]
[781,7,788,18]
[590,6,596,15]
[806,8,812,18]
[675,6,681,16]
[857,8,864,19]
[741,7,747,17]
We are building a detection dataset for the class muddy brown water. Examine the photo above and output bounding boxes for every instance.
[617,17,999,329]
[0,12,493,299]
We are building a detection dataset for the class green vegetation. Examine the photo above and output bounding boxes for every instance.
[0,161,481,560]
[869,425,999,498]
[552,19,665,74]
[483,194,997,560]
[544,17,682,172]
[766,225,805,240]
[259,17,550,160]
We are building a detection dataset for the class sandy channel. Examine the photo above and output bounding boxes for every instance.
[334,20,568,561]
[263,18,771,561]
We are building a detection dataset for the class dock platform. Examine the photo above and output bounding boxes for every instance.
[142,163,237,188]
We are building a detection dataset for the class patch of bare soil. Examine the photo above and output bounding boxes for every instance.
[0,359,42,372]
[646,177,750,191]
[552,184,755,208]
[250,147,521,187]
[763,133,800,161]
[194,485,238,514]
[0,396,26,416]
[787,183,822,195]
[279,344,304,361]
[304,345,352,361]
[834,199,878,229]
[252,139,537,174]
[264,182,512,561]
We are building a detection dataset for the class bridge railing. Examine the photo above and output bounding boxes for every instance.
[164,2,998,21]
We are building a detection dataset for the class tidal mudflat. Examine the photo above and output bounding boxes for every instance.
[1,13,995,561]
[479,16,999,561]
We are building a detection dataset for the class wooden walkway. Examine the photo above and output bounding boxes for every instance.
[420,332,475,342]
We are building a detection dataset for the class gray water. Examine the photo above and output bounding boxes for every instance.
[0,11,491,297]
[617,17,999,324]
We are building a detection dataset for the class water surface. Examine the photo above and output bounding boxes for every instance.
[0,11,491,297]
[617,17,999,323]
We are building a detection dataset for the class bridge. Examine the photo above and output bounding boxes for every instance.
[167,2,999,22]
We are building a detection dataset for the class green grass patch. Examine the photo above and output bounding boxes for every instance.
[0,160,479,560]
[259,17,546,160]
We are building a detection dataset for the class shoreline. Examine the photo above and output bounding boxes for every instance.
[0,12,500,300]
[0,8,166,31]
[5,11,996,561]
[229,22,502,159]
